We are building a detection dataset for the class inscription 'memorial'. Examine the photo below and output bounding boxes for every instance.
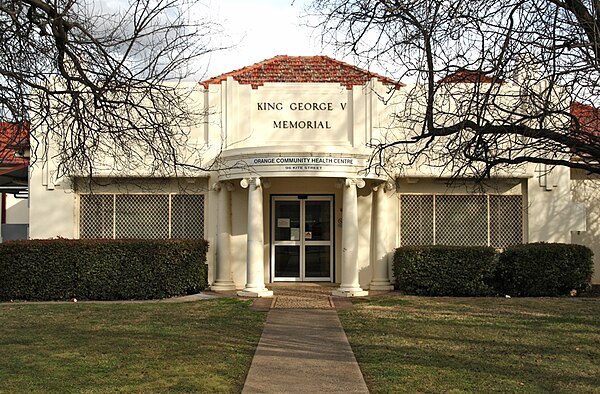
[274,120,331,129]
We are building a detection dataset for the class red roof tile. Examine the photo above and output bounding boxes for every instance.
[570,102,600,134]
[0,122,29,166]
[438,70,499,84]
[200,55,402,90]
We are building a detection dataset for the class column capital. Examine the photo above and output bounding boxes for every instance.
[344,178,366,189]
[212,181,235,192]
[372,180,395,192]
[240,177,261,189]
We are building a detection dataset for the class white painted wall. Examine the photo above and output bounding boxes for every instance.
[571,169,600,284]
[28,166,75,239]
[5,194,28,224]
[527,165,585,243]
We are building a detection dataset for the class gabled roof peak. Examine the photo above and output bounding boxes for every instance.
[200,55,402,90]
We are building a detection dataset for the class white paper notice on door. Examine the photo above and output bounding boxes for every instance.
[290,228,300,241]
[277,218,291,228]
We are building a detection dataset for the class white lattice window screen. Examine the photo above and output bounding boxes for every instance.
[400,194,523,248]
[400,195,434,246]
[115,195,169,239]
[436,195,488,246]
[80,195,113,239]
[171,195,205,239]
[79,194,205,239]
[489,195,523,247]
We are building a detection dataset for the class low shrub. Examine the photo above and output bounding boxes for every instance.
[495,243,593,296]
[0,239,208,301]
[393,245,497,296]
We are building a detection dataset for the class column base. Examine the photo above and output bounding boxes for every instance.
[369,281,394,291]
[332,288,369,297]
[210,281,237,292]
[237,288,274,298]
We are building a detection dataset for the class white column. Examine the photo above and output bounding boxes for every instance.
[238,177,273,297]
[369,182,394,291]
[211,181,236,291]
[333,178,368,297]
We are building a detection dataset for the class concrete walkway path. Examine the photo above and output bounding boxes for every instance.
[242,308,369,394]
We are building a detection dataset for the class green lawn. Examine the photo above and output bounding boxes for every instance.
[0,298,266,393]
[340,296,600,393]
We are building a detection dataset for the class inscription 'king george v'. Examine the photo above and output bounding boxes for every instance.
[256,101,347,130]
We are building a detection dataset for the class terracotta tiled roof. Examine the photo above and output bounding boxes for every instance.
[0,122,29,166]
[570,102,600,134]
[438,70,499,84]
[200,55,402,90]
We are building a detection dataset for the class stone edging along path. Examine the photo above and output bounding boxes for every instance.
[246,284,356,311]
[1,285,392,307]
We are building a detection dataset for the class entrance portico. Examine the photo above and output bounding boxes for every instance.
[212,170,394,297]
[201,56,401,295]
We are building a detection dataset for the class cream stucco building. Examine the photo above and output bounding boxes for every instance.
[27,56,600,294]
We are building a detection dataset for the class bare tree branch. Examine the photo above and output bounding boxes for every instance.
[309,0,600,178]
[0,0,223,178]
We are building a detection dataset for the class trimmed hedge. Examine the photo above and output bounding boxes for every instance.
[494,243,593,296]
[0,239,208,301]
[394,245,497,296]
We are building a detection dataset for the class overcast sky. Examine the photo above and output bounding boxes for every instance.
[201,0,344,79]
[94,0,382,81]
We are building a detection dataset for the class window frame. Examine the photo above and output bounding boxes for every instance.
[399,193,524,248]
[77,193,205,240]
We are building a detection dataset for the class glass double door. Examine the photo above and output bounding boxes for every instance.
[272,196,333,282]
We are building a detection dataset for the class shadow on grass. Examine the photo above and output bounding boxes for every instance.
[341,297,600,393]
[0,298,267,393]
